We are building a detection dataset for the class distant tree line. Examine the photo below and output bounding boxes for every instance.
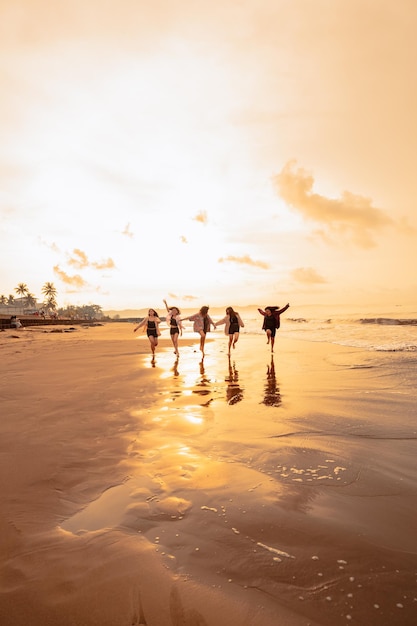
[56,304,104,320]
[0,283,104,320]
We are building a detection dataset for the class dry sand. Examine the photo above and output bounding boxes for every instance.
[0,322,416,625]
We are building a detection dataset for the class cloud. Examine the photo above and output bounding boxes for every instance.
[67,248,115,270]
[53,265,87,287]
[180,235,188,243]
[122,223,133,238]
[68,248,89,269]
[290,267,327,284]
[167,292,198,302]
[218,255,270,269]
[91,258,115,270]
[38,237,60,253]
[273,160,393,248]
[193,211,208,225]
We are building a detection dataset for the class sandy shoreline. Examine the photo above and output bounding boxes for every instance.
[0,323,416,625]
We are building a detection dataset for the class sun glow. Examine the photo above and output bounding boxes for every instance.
[1,3,416,309]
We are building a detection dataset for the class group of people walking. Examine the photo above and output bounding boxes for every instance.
[134,299,290,358]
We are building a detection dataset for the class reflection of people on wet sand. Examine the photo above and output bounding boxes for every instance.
[182,306,215,357]
[225,356,244,405]
[191,359,213,406]
[163,299,183,357]
[133,309,161,358]
[258,303,290,352]
[262,356,282,407]
[215,306,244,354]
[172,357,180,377]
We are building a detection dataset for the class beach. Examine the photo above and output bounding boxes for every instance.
[0,322,416,625]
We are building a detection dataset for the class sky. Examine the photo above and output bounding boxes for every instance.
[1,0,416,312]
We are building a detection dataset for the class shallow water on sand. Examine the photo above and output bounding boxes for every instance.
[62,335,417,625]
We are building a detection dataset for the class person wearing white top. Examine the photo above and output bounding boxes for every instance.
[215,307,244,354]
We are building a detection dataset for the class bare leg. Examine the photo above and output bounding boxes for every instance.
[266,329,272,344]
[149,335,157,355]
[199,331,206,355]
[271,335,275,353]
[171,332,179,356]
[232,332,239,349]
[228,335,233,354]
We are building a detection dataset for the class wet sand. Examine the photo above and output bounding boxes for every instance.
[0,323,416,625]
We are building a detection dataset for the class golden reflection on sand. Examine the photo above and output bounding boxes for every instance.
[9,336,416,626]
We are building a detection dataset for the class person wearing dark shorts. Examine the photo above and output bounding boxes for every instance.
[215,306,245,354]
[134,309,161,358]
[163,299,184,357]
[258,303,290,352]
[182,306,215,357]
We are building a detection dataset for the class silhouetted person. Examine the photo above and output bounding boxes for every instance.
[262,356,282,407]
[258,303,290,352]
[225,356,244,405]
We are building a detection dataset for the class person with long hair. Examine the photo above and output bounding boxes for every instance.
[215,306,244,354]
[133,309,161,357]
[163,298,184,357]
[258,303,290,352]
[182,305,215,356]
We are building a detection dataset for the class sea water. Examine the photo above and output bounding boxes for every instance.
[237,303,417,352]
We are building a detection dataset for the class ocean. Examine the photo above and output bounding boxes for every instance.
[246,312,417,352]
[180,303,417,352]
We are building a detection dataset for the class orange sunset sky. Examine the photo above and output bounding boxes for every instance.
[0,0,416,311]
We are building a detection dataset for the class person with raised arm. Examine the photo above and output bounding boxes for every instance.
[258,303,290,352]
[163,298,184,357]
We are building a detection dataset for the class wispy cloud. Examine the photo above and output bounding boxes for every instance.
[122,223,134,238]
[291,267,327,284]
[67,248,115,270]
[53,265,87,287]
[273,160,393,248]
[167,292,198,302]
[68,249,89,269]
[92,258,115,270]
[193,211,208,225]
[38,237,60,253]
[218,255,270,269]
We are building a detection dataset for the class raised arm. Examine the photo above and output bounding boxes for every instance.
[277,303,290,315]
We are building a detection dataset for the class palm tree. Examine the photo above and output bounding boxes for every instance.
[42,282,58,314]
[15,283,28,312]
[42,282,57,301]
[25,292,37,310]
[7,294,15,306]
[15,283,28,298]
[45,297,58,313]
[0,295,7,306]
